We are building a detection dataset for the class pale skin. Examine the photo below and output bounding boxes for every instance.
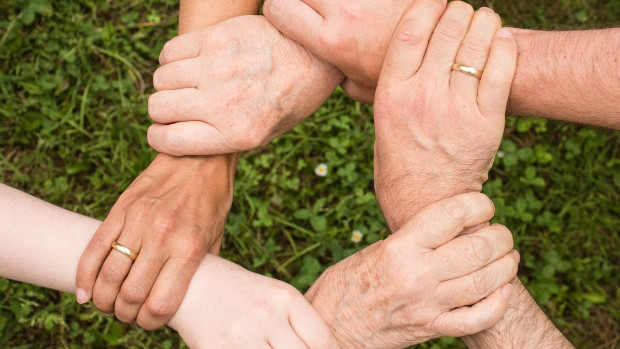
[74,0,264,330]
[1,184,518,347]
[0,183,339,348]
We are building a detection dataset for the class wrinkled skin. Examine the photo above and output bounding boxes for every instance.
[264,0,419,102]
[306,193,519,348]
[147,15,343,156]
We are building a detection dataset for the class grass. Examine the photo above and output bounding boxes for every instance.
[0,0,618,347]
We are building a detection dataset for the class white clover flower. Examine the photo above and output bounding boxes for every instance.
[351,230,364,243]
[496,151,505,158]
[315,163,328,177]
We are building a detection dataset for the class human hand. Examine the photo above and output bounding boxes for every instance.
[306,193,519,348]
[264,0,423,103]
[147,15,343,156]
[373,1,517,230]
[75,154,236,329]
[169,254,338,348]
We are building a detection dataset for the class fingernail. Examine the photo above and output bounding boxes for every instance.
[76,288,89,304]
[511,250,521,263]
[103,312,114,317]
[501,284,513,299]
[497,28,512,38]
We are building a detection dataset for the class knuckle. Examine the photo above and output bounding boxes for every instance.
[469,235,493,264]
[120,284,149,305]
[231,124,263,150]
[492,224,513,248]
[319,32,344,54]
[395,24,425,48]
[471,268,490,296]
[89,235,110,252]
[441,198,468,221]
[100,261,125,283]
[151,214,176,236]
[436,19,466,41]
[339,2,365,21]
[459,39,487,59]
[147,93,163,119]
[145,297,177,319]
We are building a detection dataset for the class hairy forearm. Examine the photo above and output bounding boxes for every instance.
[508,28,620,129]
[463,278,574,349]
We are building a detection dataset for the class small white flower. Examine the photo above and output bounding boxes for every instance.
[351,230,364,243]
[496,151,505,158]
[315,163,328,177]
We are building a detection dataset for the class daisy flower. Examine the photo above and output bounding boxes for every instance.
[351,230,364,243]
[315,163,328,177]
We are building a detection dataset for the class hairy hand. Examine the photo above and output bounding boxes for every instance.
[306,193,519,348]
[169,255,338,349]
[147,15,343,156]
[76,154,236,329]
[373,1,517,230]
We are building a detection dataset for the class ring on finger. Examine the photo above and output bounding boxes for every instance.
[452,63,483,79]
[111,242,138,261]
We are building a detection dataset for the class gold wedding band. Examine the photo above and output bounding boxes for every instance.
[111,242,138,261]
[452,63,483,79]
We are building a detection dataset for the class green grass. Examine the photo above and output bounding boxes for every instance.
[1,0,618,347]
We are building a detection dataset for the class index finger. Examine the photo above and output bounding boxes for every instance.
[159,28,208,65]
[378,0,447,83]
[75,207,126,304]
[396,192,495,249]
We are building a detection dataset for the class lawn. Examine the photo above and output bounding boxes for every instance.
[0,0,618,348]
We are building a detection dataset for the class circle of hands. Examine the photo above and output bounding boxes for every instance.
[74,0,525,348]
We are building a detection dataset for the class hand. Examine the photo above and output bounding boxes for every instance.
[373,1,517,230]
[306,193,519,348]
[75,154,236,329]
[169,255,338,349]
[263,0,421,103]
[147,15,343,156]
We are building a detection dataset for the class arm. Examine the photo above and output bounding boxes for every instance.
[463,279,574,349]
[508,28,620,129]
[75,0,261,329]
[0,183,337,348]
[264,0,620,129]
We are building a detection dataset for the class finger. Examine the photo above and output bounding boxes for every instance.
[263,0,325,56]
[289,294,338,349]
[341,79,376,104]
[137,257,201,330]
[397,192,495,249]
[75,207,126,304]
[439,250,519,307]
[450,8,501,98]
[153,58,202,91]
[114,248,167,323]
[159,29,207,65]
[148,88,205,124]
[434,283,513,337]
[92,231,142,314]
[432,224,514,279]
[420,1,474,81]
[379,0,447,82]
[267,325,307,349]
[477,27,518,121]
[147,122,230,156]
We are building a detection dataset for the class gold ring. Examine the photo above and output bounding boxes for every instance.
[111,242,138,261]
[452,63,483,79]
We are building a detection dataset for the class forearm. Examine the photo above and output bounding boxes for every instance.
[150,0,262,234]
[508,28,620,129]
[463,278,574,349]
